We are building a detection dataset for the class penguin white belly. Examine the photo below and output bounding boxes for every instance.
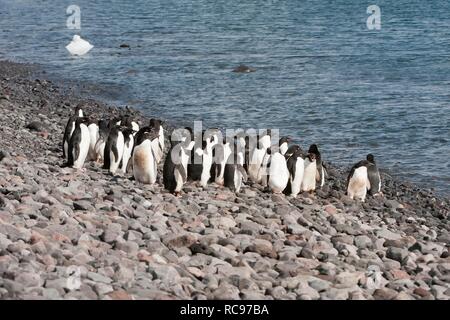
[88,124,99,161]
[151,138,163,164]
[301,159,317,192]
[234,169,243,193]
[268,153,289,193]
[159,126,165,152]
[259,135,271,150]
[174,168,184,192]
[290,158,305,197]
[320,166,325,187]
[280,142,288,156]
[73,124,90,169]
[132,122,139,132]
[120,138,134,174]
[347,166,369,201]
[248,148,265,183]
[201,152,213,187]
[109,132,124,174]
[94,139,106,162]
[133,141,157,184]
[215,144,231,185]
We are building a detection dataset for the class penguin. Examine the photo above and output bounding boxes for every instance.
[301,152,317,192]
[149,119,164,163]
[62,105,84,159]
[285,145,305,197]
[103,126,125,175]
[248,143,268,183]
[119,128,134,174]
[366,154,382,196]
[224,145,248,193]
[67,117,90,169]
[248,129,272,182]
[93,119,109,163]
[187,129,203,182]
[163,130,195,195]
[213,137,232,185]
[267,147,290,194]
[150,118,164,146]
[133,127,160,184]
[87,117,99,161]
[346,159,371,202]
[259,148,272,187]
[189,129,220,187]
[308,144,327,188]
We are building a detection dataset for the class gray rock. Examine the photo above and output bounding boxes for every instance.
[386,247,408,264]
[354,235,373,249]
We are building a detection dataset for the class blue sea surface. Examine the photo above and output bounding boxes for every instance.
[0,0,449,194]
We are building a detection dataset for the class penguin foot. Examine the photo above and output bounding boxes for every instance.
[173,191,182,197]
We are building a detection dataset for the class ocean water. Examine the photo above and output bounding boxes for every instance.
[0,0,449,194]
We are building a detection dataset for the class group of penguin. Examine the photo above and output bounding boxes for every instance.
[62,105,382,202]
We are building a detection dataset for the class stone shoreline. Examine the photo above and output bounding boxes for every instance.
[0,60,449,300]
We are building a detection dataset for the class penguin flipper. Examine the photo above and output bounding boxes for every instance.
[73,143,80,165]
[111,143,119,165]
[237,165,248,182]
[287,157,296,180]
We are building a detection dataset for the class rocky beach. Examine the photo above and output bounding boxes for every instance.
[0,60,449,300]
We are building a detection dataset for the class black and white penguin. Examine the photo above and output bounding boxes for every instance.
[366,154,382,196]
[224,145,247,193]
[267,146,290,194]
[187,128,202,181]
[119,128,134,174]
[346,154,382,201]
[132,127,160,184]
[145,119,164,163]
[87,117,99,161]
[213,137,232,185]
[93,119,109,163]
[248,130,271,183]
[67,117,90,169]
[163,129,195,195]
[346,158,371,202]
[62,105,84,159]
[308,144,327,188]
[301,152,317,192]
[189,129,220,187]
[103,126,125,175]
[150,119,165,152]
[285,145,305,197]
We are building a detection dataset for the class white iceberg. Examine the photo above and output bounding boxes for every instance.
[66,35,93,56]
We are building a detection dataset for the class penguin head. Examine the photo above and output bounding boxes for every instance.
[149,118,163,130]
[307,152,316,162]
[367,154,375,163]
[279,136,292,146]
[74,103,84,117]
[285,144,302,159]
[308,144,320,154]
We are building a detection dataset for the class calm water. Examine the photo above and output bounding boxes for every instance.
[1,0,449,194]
